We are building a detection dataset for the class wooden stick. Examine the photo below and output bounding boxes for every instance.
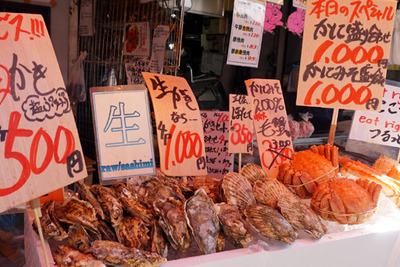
[397,148,400,163]
[238,153,242,173]
[30,198,50,267]
[328,108,339,145]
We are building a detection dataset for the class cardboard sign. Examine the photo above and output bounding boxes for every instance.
[228,94,254,154]
[297,0,396,111]
[142,72,207,176]
[245,79,293,177]
[226,0,265,68]
[349,82,400,147]
[201,111,234,178]
[0,13,87,213]
[91,85,155,181]
[123,22,150,56]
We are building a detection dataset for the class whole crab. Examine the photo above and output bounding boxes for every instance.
[310,178,382,225]
[277,144,339,198]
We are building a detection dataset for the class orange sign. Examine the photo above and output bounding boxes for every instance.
[245,79,293,177]
[142,72,207,177]
[297,0,396,111]
[228,94,254,154]
[0,13,87,213]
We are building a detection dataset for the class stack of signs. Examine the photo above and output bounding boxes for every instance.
[143,72,207,177]
[227,0,265,68]
[0,13,87,213]
[201,111,234,178]
[245,79,293,177]
[297,0,396,112]
[91,85,155,182]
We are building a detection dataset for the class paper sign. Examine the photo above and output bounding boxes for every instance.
[349,82,400,147]
[142,72,207,176]
[245,79,293,177]
[125,57,150,85]
[149,25,170,74]
[123,22,150,56]
[201,111,234,178]
[228,94,254,154]
[0,13,87,213]
[79,0,94,36]
[91,85,155,181]
[297,0,396,111]
[227,0,265,68]
[293,0,306,10]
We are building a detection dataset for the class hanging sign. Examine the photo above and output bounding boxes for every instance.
[297,0,396,111]
[228,94,254,154]
[201,111,233,178]
[227,0,265,68]
[149,25,170,74]
[125,57,150,85]
[91,85,155,181]
[123,22,150,56]
[245,79,293,177]
[142,72,207,177]
[0,13,87,213]
[349,82,400,147]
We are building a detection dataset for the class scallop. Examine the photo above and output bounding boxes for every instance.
[222,172,256,212]
[240,163,267,186]
[253,178,298,208]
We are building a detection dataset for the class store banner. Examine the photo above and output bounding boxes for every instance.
[228,94,254,154]
[226,0,265,68]
[201,111,234,178]
[245,79,293,178]
[0,13,87,213]
[90,85,155,182]
[142,72,207,177]
[349,82,400,148]
[297,0,396,111]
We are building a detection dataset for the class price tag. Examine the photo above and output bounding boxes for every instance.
[91,85,156,182]
[0,13,87,213]
[297,0,396,111]
[245,79,293,177]
[349,82,400,147]
[201,111,234,178]
[228,94,254,154]
[142,72,207,176]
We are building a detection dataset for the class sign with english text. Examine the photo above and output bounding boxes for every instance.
[349,82,400,147]
[142,72,207,177]
[245,79,293,178]
[228,94,254,154]
[201,111,234,178]
[91,85,155,181]
[297,0,396,111]
[0,13,87,213]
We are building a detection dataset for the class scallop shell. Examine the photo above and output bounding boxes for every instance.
[244,203,297,244]
[253,178,298,208]
[222,172,256,212]
[240,163,267,186]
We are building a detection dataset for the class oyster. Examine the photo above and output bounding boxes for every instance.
[193,176,223,203]
[145,184,183,208]
[138,177,162,200]
[215,203,252,248]
[67,224,92,254]
[216,231,226,252]
[244,203,297,244]
[56,197,98,232]
[33,200,68,241]
[53,245,105,267]
[155,199,191,252]
[240,163,267,186]
[253,178,298,208]
[97,220,116,241]
[91,185,123,226]
[120,197,154,226]
[277,195,327,239]
[185,189,220,254]
[91,240,167,267]
[115,217,149,250]
[222,172,256,212]
[150,221,168,258]
[76,181,105,220]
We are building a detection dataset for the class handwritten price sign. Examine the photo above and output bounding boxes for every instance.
[142,72,207,176]
[297,0,396,111]
[0,13,87,213]
[228,94,253,154]
[349,82,400,147]
[245,79,293,178]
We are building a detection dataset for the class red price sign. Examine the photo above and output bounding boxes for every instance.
[229,94,253,154]
[297,0,396,111]
[143,72,206,177]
